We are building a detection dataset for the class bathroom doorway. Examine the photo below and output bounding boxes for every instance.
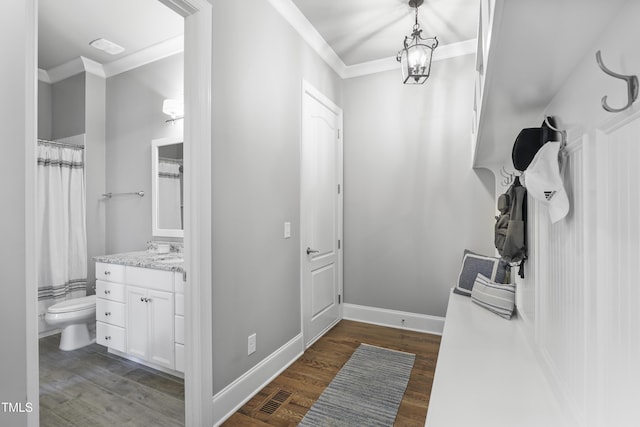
[30,0,213,425]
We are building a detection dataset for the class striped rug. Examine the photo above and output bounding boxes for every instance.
[299,343,415,426]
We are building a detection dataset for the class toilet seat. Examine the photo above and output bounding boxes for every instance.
[45,295,96,350]
[48,295,96,314]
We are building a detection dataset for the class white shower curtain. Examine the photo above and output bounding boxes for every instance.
[36,143,87,332]
[158,159,182,230]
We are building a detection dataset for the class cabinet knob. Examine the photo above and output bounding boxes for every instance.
[105,312,111,316]
[147,298,153,303]
[104,290,111,295]
[140,297,145,302]
[104,271,111,276]
[105,336,111,340]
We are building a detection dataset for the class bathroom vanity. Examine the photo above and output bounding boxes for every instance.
[94,250,185,376]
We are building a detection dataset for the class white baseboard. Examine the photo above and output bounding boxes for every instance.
[343,303,445,336]
[212,333,304,426]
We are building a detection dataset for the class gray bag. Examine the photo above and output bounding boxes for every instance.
[494,177,527,277]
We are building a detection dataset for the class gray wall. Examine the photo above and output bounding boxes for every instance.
[52,72,85,140]
[211,0,342,394]
[343,54,495,318]
[0,1,34,425]
[85,73,106,291]
[105,53,184,254]
[38,80,52,140]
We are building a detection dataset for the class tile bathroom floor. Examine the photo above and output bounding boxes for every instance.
[39,334,184,427]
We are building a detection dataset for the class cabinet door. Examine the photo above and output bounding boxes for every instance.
[147,289,175,369]
[126,285,148,360]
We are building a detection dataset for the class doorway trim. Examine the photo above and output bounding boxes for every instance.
[25,1,38,426]
[299,80,344,348]
[168,1,214,425]
[26,0,213,425]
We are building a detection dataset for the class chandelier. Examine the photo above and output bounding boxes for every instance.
[396,0,438,85]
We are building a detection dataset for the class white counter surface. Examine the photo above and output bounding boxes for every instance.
[426,291,569,427]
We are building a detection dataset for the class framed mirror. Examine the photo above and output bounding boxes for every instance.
[152,136,184,238]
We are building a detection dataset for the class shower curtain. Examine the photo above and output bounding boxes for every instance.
[36,142,87,332]
[158,158,182,230]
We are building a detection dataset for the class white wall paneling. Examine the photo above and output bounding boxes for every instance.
[533,136,588,424]
[518,110,640,426]
[592,112,640,426]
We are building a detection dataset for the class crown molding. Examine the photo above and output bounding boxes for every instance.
[103,35,184,78]
[43,57,84,83]
[342,56,399,80]
[38,35,184,84]
[265,0,346,77]
[38,68,51,84]
[267,0,477,80]
[40,56,105,84]
[432,38,476,62]
[342,38,477,79]
[81,56,106,78]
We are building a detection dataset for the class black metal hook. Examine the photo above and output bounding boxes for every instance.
[596,50,638,113]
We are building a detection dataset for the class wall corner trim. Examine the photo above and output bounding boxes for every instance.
[343,303,445,335]
[212,334,304,426]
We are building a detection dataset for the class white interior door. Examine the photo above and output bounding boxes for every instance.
[301,81,343,348]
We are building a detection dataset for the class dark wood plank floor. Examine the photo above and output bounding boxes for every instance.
[39,333,184,427]
[222,320,441,427]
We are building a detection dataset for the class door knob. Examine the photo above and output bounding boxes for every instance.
[306,247,319,255]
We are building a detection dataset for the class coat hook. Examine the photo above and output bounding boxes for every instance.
[596,50,638,113]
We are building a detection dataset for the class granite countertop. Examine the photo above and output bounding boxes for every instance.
[94,250,184,273]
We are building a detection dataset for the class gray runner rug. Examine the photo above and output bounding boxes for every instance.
[298,343,415,427]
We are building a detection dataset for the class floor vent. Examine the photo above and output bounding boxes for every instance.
[259,390,292,415]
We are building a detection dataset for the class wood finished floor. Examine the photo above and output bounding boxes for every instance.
[39,333,184,427]
[222,320,442,427]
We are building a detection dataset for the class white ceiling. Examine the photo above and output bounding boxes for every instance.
[38,0,183,71]
[39,0,477,74]
[291,0,478,66]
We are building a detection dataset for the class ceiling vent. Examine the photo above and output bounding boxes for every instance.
[89,38,125,55]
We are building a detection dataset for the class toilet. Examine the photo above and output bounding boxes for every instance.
[45,295,96,351]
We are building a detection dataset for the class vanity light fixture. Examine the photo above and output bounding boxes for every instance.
[396,0,438,85]
[163,98,184,123]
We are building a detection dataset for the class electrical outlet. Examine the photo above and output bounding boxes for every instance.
[248,333,257,355]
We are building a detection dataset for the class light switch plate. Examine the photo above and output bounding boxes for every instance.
[284,222,291,239]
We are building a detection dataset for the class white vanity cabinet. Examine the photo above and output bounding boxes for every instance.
[96,263,127,352]
[95,261,183,374]
[126,285,174,369]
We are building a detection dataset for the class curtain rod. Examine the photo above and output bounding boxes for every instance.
[37,138,84,150]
